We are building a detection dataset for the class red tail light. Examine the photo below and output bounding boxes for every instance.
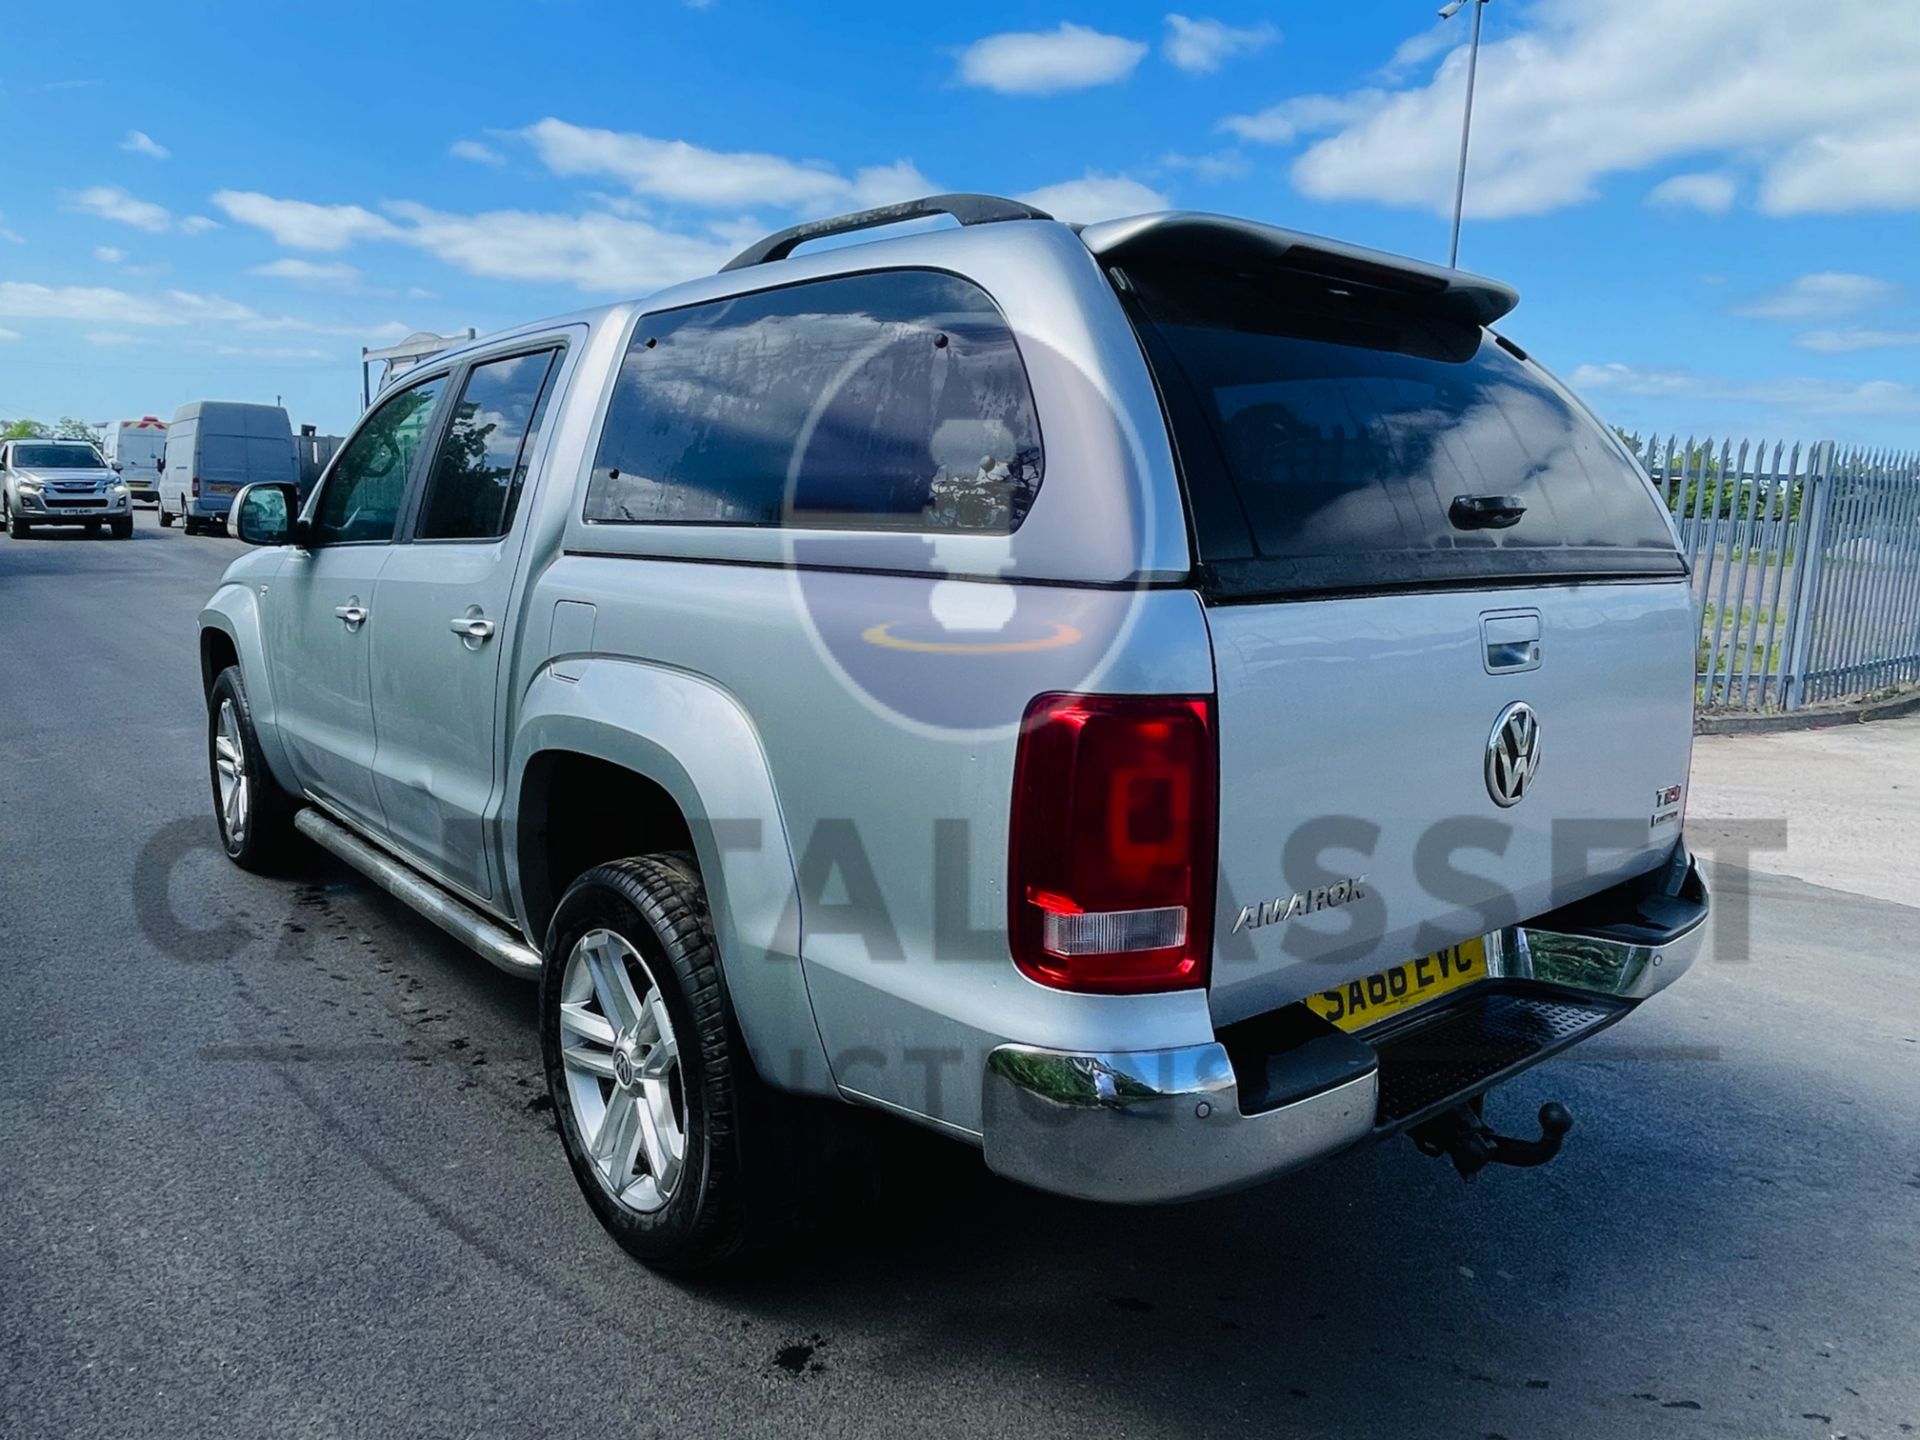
[191,475,200,498]
[1008,692,1217,994]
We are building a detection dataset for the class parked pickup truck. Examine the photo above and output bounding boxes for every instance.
[199,195,1709,1272]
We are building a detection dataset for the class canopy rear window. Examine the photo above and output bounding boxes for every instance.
[1118,263,1683,597]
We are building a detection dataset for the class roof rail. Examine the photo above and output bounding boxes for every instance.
[720,193,1054,273]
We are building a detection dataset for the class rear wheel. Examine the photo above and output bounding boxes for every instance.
[542,857,756,1274]
[184,515,204,536]
[207,666,300,872]
[158,503,175,527]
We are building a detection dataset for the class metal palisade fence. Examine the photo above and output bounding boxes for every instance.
[1618,435,1920,712]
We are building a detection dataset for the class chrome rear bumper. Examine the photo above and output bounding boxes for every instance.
[982,854,1708,1204]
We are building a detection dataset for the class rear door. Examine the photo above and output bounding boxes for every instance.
[1117,261,1695,1026]
[267,373,448,831]
[367,342,566,903]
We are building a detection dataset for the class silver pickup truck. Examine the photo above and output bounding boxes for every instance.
[199,196,1709,1272]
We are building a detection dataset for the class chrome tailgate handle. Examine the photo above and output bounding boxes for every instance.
[334,601,368,630]
[1481,610,1541,673]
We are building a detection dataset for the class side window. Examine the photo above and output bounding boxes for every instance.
[584,270,1043,532]
[414,348,561,541]
[311,375,446,545]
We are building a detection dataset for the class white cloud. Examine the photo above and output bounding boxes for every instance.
[94,245,128,264]
[1019,173,1169,223]
[955,23,1147,96]
[1262,0,1920,219]
[1159,150,1250,182]
[847,160,938,210]
[1376,23,1455,81]
[1732,272,1901,322]
[65,185,175,233]
[214,344,334,361]
[382,202,734,292]
[250,258,364,287]
[517,119,936,216]
[1571,362,1920,418]
[1761,123,1920,215]
[1221,90,1386,145]
[211,190,401,250]
[1164,15,1278,74]
[65,185,216,235]
[121,130,170,160]
[0,215,21,244]
[0,282,187,326]
[450,139,505,166]
[0,280,386,338]
[215,178,741,294]
[522,118,850,208]
[1795,327,1920,354]
[85,331,145,347]
[0,327,19,341]
[1647,171,1737,215]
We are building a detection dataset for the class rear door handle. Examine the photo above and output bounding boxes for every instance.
[334,602,368,630]
[450,614,496,644]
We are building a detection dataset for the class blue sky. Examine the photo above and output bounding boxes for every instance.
[3,0,1916,446]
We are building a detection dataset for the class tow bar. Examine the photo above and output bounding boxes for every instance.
[1410,1099,1574,1180]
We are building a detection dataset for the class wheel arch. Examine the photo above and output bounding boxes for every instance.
[197,587,300,795]
[508,658,831,1097]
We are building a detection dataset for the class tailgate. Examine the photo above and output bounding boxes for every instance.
[1206,580,1695,1025]
[1094,232,1697,1026]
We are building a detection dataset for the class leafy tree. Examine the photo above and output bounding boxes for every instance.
[2,418,49,439]
[53,417,102,441]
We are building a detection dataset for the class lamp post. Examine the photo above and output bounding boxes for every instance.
[1438,0,1490,268]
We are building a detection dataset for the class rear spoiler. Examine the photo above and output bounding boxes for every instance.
[1079,211,1519,327]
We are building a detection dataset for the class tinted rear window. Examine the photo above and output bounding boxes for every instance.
[585,270,1042,532]
[1121,265,1682,596]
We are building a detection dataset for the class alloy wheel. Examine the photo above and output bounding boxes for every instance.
[558,928,687,1213]
[213,698,250,850]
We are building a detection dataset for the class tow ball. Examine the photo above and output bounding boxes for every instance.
[1410,1099,1574,1180]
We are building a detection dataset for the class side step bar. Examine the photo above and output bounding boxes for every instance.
[293,808,542,979]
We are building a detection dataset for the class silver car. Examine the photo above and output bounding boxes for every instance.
[2,438,134,539]
[199,195,1709,1273]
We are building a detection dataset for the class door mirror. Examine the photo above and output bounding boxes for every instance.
[233,482,300,546]
[110,461,123,473]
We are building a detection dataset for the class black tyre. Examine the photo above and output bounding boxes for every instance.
[85,520,103,537]
[184,516,203,536]
[542,857,755,1273]
[111,516,133,539]
[158,505,175,527]
[207,666,301,872]
[7,506,30,538]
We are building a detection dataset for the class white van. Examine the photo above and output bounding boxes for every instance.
[160,402,299,534]
[101,416,170,505]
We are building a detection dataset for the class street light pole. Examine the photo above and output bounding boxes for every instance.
[1439,0,1489,269]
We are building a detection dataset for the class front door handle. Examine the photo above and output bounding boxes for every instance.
[334,601,368,630]
[450,614,496,645]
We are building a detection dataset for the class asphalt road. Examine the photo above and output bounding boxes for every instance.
[3,509,1916,1440]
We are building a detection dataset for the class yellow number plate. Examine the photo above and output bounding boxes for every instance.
[1306,937,1488,1033]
